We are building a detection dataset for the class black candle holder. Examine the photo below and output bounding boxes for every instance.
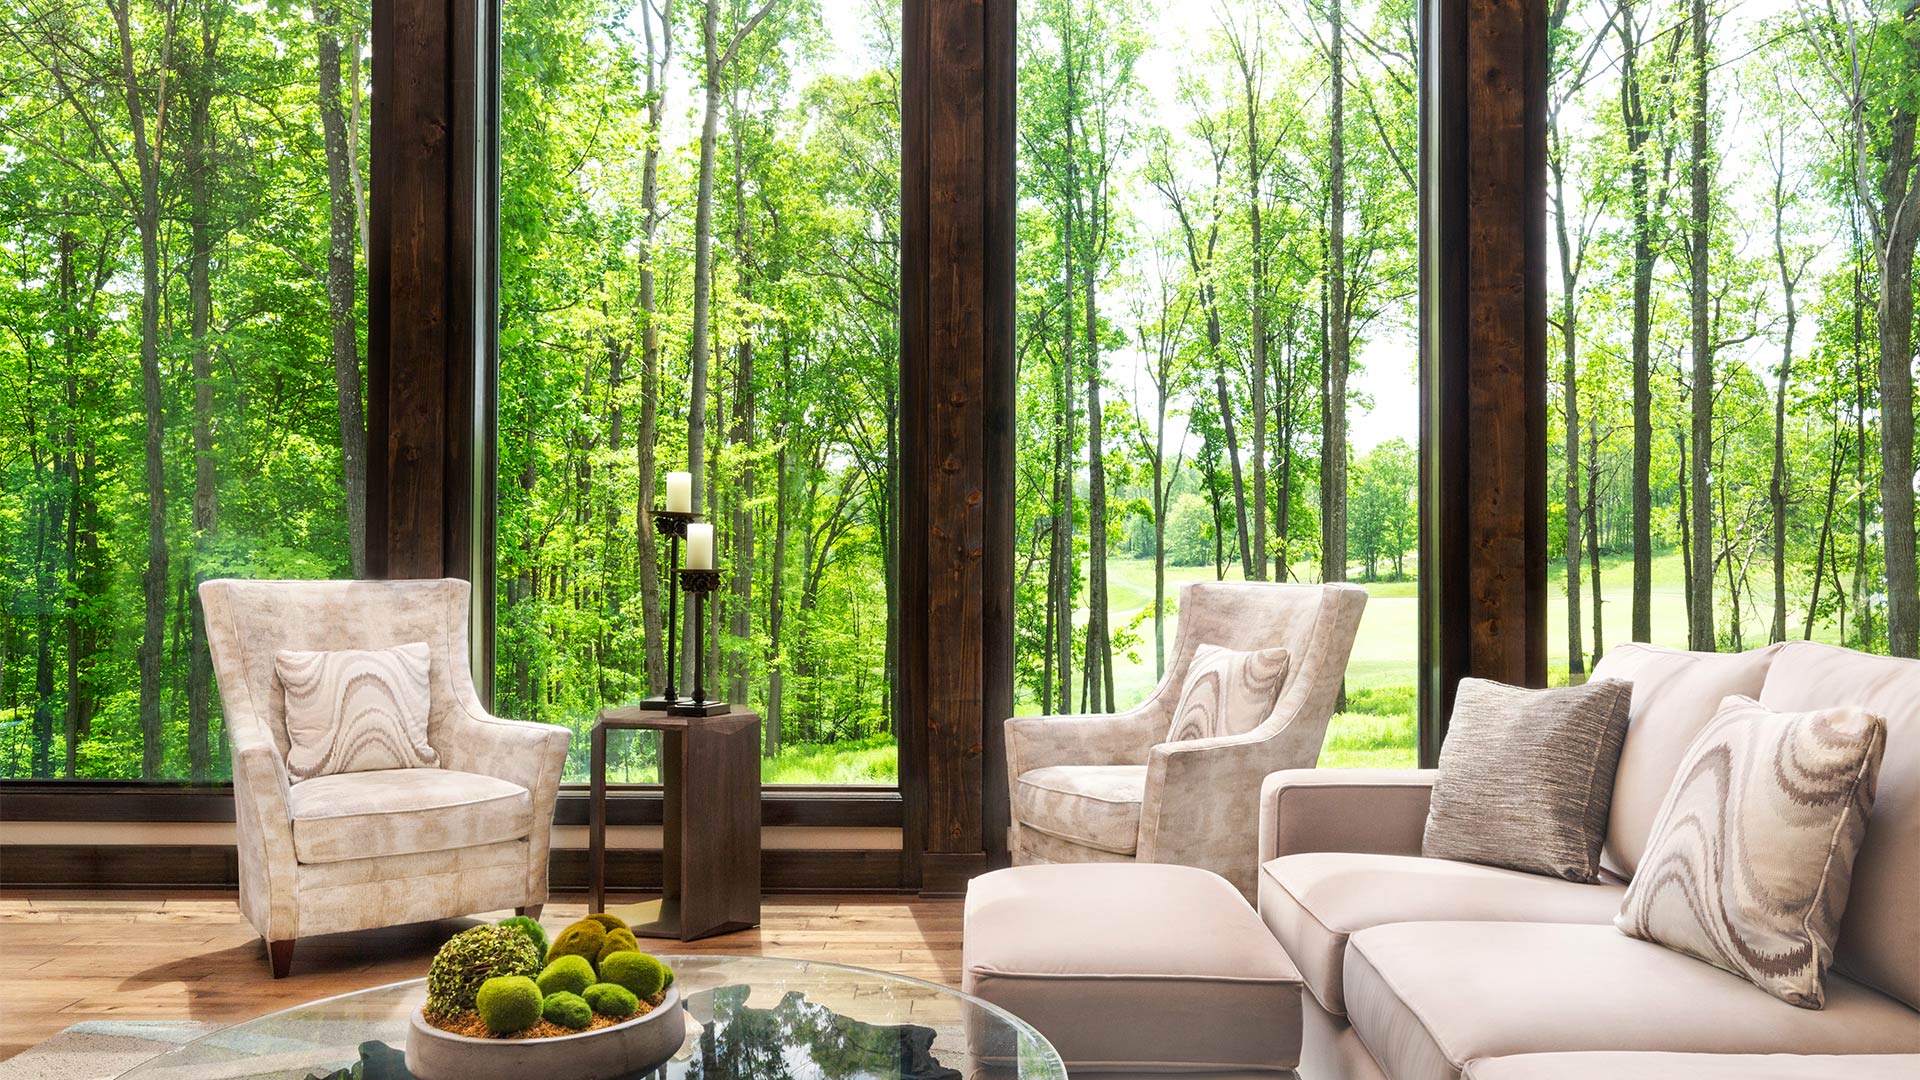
[672,568,729,716]
[639,509,698,710]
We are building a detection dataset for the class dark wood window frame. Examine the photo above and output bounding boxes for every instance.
[3,0,1549,892]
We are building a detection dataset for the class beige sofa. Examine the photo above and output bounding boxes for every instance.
[1256,640,1920,1080]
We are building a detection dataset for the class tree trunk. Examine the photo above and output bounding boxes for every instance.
[188,16,220,782]
[1322,0,1349,586]
[1551,142,1585,674]
[768,444,788,754]
[635,1,673,690]
[317,0,368,578]
[1618,6,1655,644]
[1084,261,1111,712]
[1769,134,1796,645]
[1685,0,1715,651]
[728,97,754,705]
[1587,419,1605,657]
[685,0,725,677]
[1875,101,1918,656]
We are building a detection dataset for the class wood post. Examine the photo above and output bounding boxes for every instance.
[898,0,1017,895]
[1417,0,1550,765]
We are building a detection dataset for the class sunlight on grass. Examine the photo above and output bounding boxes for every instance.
[1320,709,1418,769]
[762,734,899,784]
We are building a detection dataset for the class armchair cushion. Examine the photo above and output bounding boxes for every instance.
[277,642,439,781]
[1164,644,1291,742]
[1013,765,1147,855]
[288,768,531,864]
[1257,852,1624,1015]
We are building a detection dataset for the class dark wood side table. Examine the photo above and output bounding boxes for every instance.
[589,706,761,940]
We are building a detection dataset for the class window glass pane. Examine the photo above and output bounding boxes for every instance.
[1014,0,1420,768]
[0,0,372,780]
[1546,0,1916,676]
[494,0,902,784]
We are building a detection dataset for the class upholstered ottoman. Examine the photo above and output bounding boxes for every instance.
[964,863,1303,1076]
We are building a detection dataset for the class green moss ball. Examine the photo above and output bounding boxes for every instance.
[582,982,640,1019]
[540,991,593,1030]
[535,953,596,997]
[596,928,640,964]
[583,912,630,933]
[545,919,607,967]
[496,915,549,959]
[426,925,541,1019]
[597,950,668,998]
[474,976,542,1035]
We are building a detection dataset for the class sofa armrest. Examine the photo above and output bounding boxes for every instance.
[1258,768,1438,864]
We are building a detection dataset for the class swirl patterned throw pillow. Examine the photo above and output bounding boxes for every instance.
[1616,695,1886,1008]
[276,641,439,782]
[1163,643,1290,743]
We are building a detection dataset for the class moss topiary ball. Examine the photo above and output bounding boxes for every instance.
[582,982,640,1019]
[545,919,608,967]
[535,953,596,998]
[475,975,542,1035]
[540,990,593,1030]
[496,915,549,959]
[582,912,630,933]
[426,925,541,1019]
[597,950,668,999]
[596,927,641,964]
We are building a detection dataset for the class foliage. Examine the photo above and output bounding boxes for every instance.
[597,928,641,963]
[584,982,641,1018]
[497,915,550,959]
[476,976,544,1035]
[427,927,542,1019]
[535,954,597,997]
[539,991,594,1030]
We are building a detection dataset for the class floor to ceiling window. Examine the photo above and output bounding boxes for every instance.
[0,0,372,781]
[1013,0,1421,767]
[1545,0,1917,678]
[494,0,903,784]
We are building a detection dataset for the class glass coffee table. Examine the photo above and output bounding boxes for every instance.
[114,955,1064,1080]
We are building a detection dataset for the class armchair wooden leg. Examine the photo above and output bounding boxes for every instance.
[516,905,543,921]
[268,938,295,979]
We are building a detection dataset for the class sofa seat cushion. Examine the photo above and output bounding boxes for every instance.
[1258,854,1623,1015]
[1759,640,1920,1011]
[288,768,531,864]
[1464,1053,1920,1080]
[964,863,1303,1073]
[1343,922,1920,1080]
[1012,765,1146,855]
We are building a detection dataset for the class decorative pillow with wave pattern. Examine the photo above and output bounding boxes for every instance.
[1163,643,1290,743]
[1616,694,1886,1008]
[276,641,439,782]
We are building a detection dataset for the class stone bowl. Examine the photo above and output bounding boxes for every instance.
[405,985,684,1080]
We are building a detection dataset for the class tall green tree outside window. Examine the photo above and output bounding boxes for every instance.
[0,0,373,781]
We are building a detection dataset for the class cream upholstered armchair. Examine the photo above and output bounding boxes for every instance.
[1005,581,1367,898]
[199,578,569,977]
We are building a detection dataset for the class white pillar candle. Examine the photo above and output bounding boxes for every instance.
[665,471,692,513]
[685,522,714,570]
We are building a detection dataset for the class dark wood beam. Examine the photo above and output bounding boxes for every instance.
[1417,0,1550,766]
[898,0,1017,895]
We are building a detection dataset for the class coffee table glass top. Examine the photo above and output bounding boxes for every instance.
[114,955,1064,1080]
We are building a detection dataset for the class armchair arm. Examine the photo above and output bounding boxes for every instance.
[1258,768,1437,864]
[1004,708,1166,777]
[226,724,301,942]
[1133,725,1331,897]
[439,696,571,905]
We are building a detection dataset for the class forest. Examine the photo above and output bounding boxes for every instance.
[1,0,1914,784]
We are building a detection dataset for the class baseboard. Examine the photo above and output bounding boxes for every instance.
[0,845,907,893]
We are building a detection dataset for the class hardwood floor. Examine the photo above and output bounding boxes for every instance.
[0,890,963,1061]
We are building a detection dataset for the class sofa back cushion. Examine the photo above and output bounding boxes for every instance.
[1588,643,1778,878]
[1759,641,1920,1010]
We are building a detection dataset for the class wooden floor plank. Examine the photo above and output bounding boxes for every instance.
[0,891,963,1062]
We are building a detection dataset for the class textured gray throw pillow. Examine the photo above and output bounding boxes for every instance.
[1163,643,1291,742]
[1616,695,1885,1008]
[1423,677,1633,882]
[277,641,438,782]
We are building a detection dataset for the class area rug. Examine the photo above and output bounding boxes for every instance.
[0,1022,224,1080]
